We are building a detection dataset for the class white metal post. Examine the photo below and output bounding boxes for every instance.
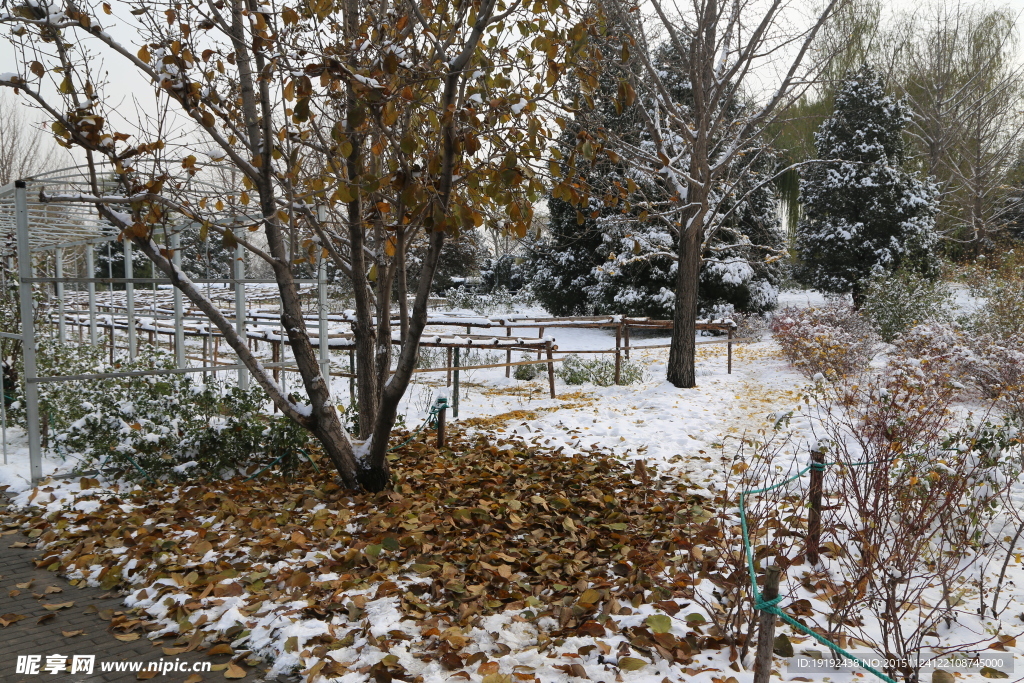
[317,206,330,386]
[125,239,136,360]
[171,231,185,368]
[55,247,65,344]
[318,251,330,383]
[1,251,8,465]
[15,181,42,482]
[234,231,248,390]
[85,246,97,345]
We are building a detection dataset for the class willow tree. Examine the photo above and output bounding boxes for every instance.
[0,0,585,490]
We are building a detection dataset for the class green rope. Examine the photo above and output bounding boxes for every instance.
[244,453,286,482]
[244,448,320,482]
[119,454,155,485]
[298,448,320,474]
[387,397,448,453]
[740,458,899,683]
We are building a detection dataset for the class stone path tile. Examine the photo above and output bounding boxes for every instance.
[0,494,217,682]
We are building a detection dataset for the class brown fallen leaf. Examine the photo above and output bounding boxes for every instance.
[37,613,55,625]
[62,630,84,637]
[482,674,513,683]
[115,633,141,642]
[42,601,74,611]
[137,671,157,680]
[213,582,244,598]
[163,647,188,656]
[44,585,63,594]
[184,675,203,683]
[0,613,27,627]
[207,643,234,655]
[223,662,247,679]
[9,542,31,548]
[15,580,33,589]
[7,589,19,598]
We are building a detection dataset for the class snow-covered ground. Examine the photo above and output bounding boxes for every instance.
[5,288,1022,683]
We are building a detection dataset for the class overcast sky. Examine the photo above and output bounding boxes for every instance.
[2,0,1022,177]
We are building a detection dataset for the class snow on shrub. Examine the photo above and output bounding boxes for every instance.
[861,268,953,342]
[889,322,971,390]
[57,371,313,483]
[770,302,879,379]
[557,354,645,386]
[513,363,545,381]
[966,335,1024,421]
[21,345,316,483]
[962,253,1024,339]
[442,285,535,314]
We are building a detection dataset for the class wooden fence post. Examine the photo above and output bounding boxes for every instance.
[546,340,556,399]
[624,322,630,360]
[348,348,355,404]
[727,326,733,374]
[453,348,460,418]
[614,323,622,385]
[752,565,781,683]
[203,335,209,380]
[446,347,453,386]
[505,326,512,378]
[272,340,281,385]
[436,402,446,448]
[807,449,825,565]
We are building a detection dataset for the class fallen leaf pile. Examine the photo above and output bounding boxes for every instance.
[3,427,741,682]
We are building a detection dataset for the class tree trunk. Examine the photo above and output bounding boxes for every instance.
[343,0,379,439]
[667,216,702,388]
[397,227,409,342]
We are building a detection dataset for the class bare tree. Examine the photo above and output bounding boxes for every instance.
[0,91,63,185]
[897,1,1024,256]
[583,0,847,387]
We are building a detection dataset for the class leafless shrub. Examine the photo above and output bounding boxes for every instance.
[966,335,1024,421]
[770,302,880,379]
[667,435,816,666]
[806,363,1010,682]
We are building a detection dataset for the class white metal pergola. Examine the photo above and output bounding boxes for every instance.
[0,165,333,483]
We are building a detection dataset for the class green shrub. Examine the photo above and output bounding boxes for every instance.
[513,363,545,381]
[13,345,316,483]
[54,363,313,482]
[860,269,953,343]
[557,354,646,386]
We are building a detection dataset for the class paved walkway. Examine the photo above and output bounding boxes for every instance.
[0,494,260,682]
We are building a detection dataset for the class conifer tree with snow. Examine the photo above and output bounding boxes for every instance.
[528,43,785,318]
[794,65,939,303]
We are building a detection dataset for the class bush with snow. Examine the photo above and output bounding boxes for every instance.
[966,335,1024,421]
[962,253,1024,339]
[18,345,316,482]
[57,369,312,483]
[860,268,953,342]
[557,354,645,386]
[770,302,879,379]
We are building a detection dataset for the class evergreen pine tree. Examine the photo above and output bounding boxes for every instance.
[527,44,785,317]
[794,65,939,302]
